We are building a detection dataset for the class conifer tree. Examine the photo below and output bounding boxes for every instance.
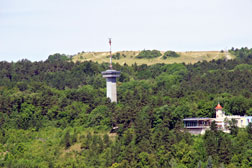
[207,156,213,168]
[64,130,71,149]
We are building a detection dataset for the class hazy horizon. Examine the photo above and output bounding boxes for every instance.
[1,0,252,62]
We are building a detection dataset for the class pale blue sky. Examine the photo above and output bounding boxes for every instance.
[1,0,252,61]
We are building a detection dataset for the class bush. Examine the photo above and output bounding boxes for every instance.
[162,51,180,59]
[136,50,162,59]
[234,64,252,71]
[112,53,121,60]
[106,53,126,60]
[47,53,69,62]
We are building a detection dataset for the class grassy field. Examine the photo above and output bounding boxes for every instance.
[72,50,235,65]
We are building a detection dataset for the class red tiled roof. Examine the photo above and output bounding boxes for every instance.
[215,103,223,110]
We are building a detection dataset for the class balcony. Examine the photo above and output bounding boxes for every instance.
[184,125,210,129]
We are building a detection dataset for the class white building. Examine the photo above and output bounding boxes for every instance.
[183,103,252,135]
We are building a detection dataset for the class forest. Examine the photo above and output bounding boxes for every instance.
[0,47,252,168]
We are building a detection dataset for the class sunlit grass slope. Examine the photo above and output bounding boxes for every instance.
[72,51,235,65]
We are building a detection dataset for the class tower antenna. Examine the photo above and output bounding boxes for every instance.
[109,38,112,69]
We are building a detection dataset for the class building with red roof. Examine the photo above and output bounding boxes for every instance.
[183,103,251,134]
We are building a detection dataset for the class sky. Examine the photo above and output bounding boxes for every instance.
[0,0,252,62]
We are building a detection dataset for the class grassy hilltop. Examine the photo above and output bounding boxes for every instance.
[72,50,235,65]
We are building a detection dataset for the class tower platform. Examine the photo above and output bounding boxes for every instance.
[101,69,120,78]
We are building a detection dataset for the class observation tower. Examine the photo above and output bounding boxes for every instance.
[101,38,120,102]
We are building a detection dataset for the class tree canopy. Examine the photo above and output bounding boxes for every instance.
[136,50,162,59]
[162,50,180,59]
[0,47,252,167]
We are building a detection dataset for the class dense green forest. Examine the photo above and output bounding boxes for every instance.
[0,48,252,168]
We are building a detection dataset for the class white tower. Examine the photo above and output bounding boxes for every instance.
[101,39,120,102]
[215,103,224,118]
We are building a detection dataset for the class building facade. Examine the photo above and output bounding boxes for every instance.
[183,118,211,134]
[245,116,252,126]
[183,103,252,134]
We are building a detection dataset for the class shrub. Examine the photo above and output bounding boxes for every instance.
[106,53,122,60]
[162,51,180,59]
[136,50,162,59]
[47,53,69,61]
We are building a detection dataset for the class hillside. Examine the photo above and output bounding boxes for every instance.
[72,50,235,65]
[0,47,252,167]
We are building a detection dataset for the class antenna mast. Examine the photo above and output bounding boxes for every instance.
[109,38,112,69]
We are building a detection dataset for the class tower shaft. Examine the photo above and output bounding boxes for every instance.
[106,77,117,102]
